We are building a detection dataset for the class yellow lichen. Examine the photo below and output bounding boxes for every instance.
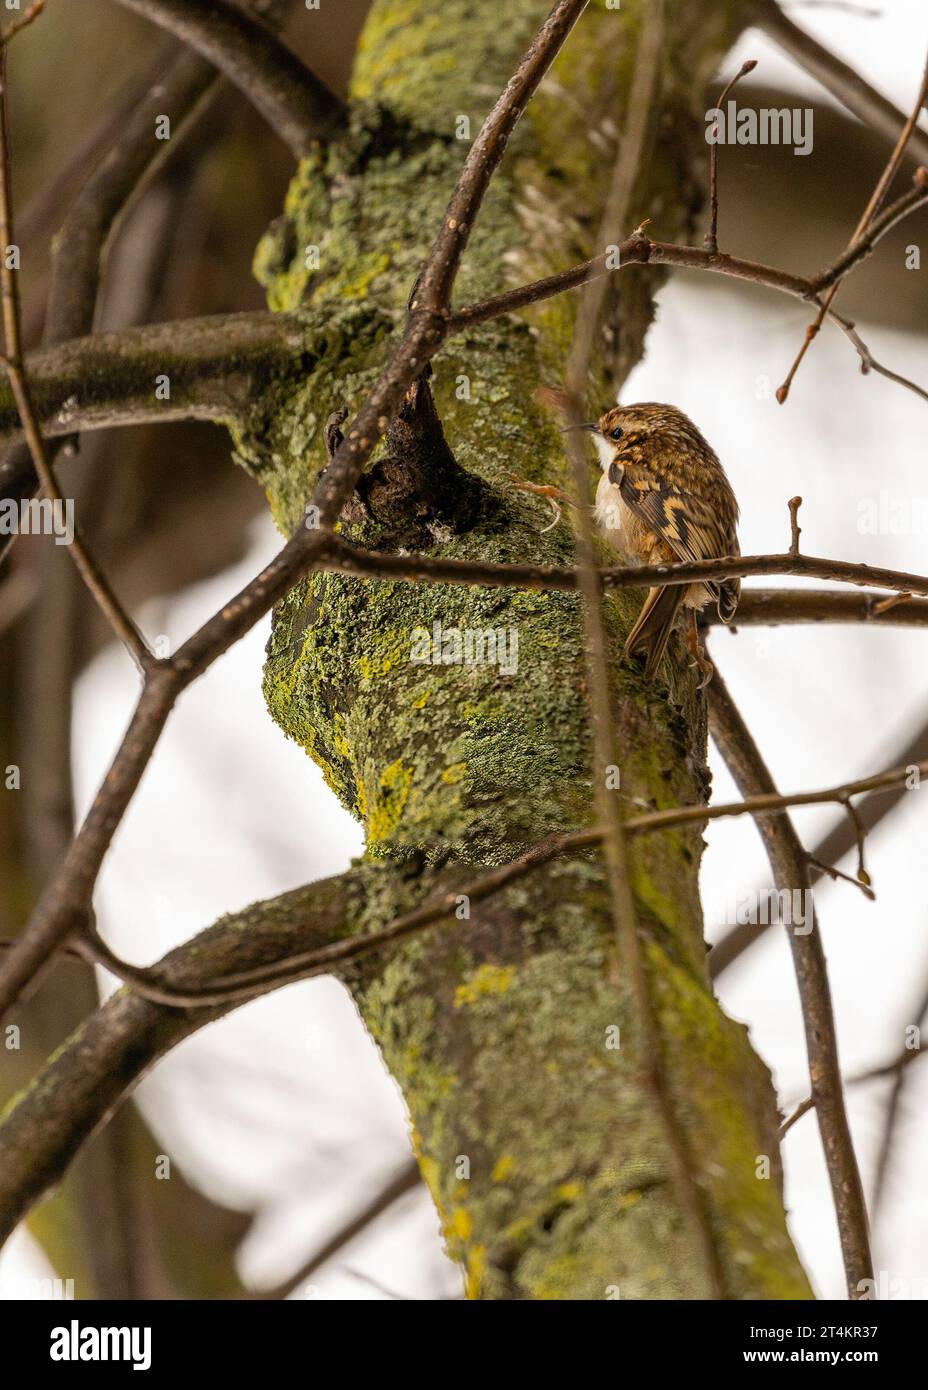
[357,629,407,681]
[491,1154,515,1183]
[454,963,516,1009]
[465,1243,487,1300]
[340,250,393,300]
[361,759,413,845]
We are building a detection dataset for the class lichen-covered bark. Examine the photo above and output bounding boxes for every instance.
[245,0,812,1298]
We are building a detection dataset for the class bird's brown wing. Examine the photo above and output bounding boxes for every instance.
[616,468,740,622]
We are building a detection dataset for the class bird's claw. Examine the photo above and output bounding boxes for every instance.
[506,473,576,533]
[689,651,714,690]
[685,612,714,689]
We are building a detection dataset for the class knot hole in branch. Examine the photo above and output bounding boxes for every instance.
[330,369,485,547]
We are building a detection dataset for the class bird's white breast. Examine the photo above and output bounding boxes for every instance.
[594,467,638,562]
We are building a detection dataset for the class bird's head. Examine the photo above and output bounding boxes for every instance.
[567,402,707,471]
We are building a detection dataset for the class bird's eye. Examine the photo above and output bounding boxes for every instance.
[610,426,624,441]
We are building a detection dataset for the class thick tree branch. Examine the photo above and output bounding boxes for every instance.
[0,43,149,668]
[0,871,359,1242]
[0,312,310,453]
[713,588,928,627]
[4,0,893,1298]
[73,828,603,1008]
[1,46,222,559]
[111,0,343,158]
[751,0,928,166]
[6,517,926,1018]
[46,55,220,346]
[312,0,589,535]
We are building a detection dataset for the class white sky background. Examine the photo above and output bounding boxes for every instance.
[3,1,928,1302]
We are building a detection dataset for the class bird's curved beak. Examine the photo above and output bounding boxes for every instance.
[560,422,600,434]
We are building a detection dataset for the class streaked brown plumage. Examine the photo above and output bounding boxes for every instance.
[589,402,740,683]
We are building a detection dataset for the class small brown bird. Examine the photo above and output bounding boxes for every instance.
[584,402,740,685]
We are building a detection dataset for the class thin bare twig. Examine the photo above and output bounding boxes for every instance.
[265,1161,422,1298]
[449,230,928,406]
[704,59,757,256]
[778,50,928,402]
[2,0,44,42]
[865,977,928,1219]
[814,169,928,292]
[626,757,928,837]
[708,666,873,1298]
[832,315,928,404]
[1,724,923,1239]
[807,856,875,900]
[788,496,802,557]
[72,752,928,1007]
[778,983,928,1169]
[449,233,812,330]
[839,794,871,887]
[9,172,927,455]
[414,0,589,313]
[316,534,928,602]
[710,712,928,979]
[779,1096,816,1139]
[73,829,604,1008]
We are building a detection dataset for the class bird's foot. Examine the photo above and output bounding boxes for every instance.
[686,612,714,690]
[506,474,576,533]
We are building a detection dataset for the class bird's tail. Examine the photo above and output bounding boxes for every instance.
[623,585,686,680]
